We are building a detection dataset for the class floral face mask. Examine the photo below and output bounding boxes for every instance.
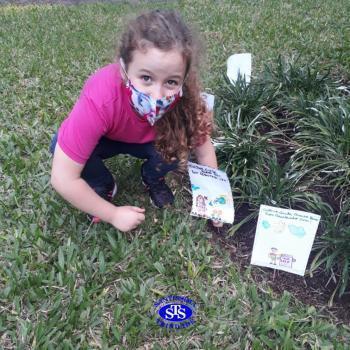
[120,59,183,126]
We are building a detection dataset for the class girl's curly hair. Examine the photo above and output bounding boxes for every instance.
[118,9,212,170]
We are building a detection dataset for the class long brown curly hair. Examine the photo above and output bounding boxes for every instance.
[118,9,212,170]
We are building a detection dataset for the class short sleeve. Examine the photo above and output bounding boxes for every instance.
[58,92,108,164]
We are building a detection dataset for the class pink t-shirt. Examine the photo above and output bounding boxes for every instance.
[58,63,156,164]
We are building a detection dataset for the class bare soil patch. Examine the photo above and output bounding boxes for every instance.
[208,206,350,325]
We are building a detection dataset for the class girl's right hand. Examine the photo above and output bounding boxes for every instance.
[110,206,146,232]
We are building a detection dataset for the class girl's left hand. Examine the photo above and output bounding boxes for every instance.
[212,220,223,228]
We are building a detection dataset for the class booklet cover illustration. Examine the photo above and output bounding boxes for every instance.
[250,205,321,276]
[188,162,234,224]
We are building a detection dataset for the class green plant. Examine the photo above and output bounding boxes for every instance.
[291,95,350,200]
[214,77,283,186]
[218,75,278,121]
[262,55,333,102]
[234,156,316,210]
[214,120,275,186]
[310,201,350,305]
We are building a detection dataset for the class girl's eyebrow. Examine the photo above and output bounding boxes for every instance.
[138,69,182,80]
[138,69,153,74]
[167,74,182,80]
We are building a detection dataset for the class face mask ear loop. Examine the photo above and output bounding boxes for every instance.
[119,58,129,82]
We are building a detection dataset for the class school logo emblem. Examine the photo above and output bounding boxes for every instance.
[150,295,196,329]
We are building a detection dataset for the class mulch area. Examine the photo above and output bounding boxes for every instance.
[207,211,350,325]
[175,169,350,325]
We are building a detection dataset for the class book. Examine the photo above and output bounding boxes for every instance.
[188,162,234,224]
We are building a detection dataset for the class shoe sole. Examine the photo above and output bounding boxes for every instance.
[110,183,117,198]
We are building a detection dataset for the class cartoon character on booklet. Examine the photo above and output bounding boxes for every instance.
[268,247,280,265]
[196,195,208,216]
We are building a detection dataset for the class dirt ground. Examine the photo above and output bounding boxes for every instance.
[208,215,350,325]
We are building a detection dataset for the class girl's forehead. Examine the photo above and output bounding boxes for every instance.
[129,47,186,77]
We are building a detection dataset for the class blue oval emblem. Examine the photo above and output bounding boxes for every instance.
[158,303,193,322]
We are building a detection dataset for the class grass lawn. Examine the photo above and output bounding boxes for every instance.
[1,1,350,348]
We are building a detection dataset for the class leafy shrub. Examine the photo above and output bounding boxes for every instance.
[310,201,350,304]
[214,106,276,185]
[291,96,350,201]
[218,75,278,119]
[234,156,318,211]
[262,55,333,102]
[214,76,281,189]
[214,57,350,299]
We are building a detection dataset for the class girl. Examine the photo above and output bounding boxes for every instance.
[50,9,222,232]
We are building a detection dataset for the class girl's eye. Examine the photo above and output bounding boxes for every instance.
[167,80,178,86]
[141,75,151,82]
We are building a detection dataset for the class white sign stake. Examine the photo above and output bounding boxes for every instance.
[227,53,252,84]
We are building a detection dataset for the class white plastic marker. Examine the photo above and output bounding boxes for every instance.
[188,162,234,224]
[201,92,215,111]
[227,53,252,84]
[250,205,320,276]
